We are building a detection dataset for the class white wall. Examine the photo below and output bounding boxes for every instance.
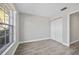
[19,13,50,42]
[70,12,79,44]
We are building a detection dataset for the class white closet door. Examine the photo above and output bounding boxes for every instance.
[51,18,63,43]
[50,21,56,40]
[55,18,63,43]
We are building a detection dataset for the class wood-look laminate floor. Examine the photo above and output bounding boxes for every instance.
[14,39,79,55]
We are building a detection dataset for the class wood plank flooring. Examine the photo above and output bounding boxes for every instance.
[14,39,79,55]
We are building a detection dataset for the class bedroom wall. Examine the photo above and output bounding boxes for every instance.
[19,13,50,42]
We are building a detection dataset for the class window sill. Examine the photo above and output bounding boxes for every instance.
[1,41,16,55]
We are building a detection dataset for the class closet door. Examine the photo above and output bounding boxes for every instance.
[51,18,63,43]
[50,20,56,40]
[55,18,63,43]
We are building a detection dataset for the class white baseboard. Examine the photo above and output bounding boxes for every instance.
[19,38,50,44]
[70,40,79,45]
[51,39,70,47]
[19,38,70,47]
[62,42,70,47]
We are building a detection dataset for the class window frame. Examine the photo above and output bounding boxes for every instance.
[0,6,14,54]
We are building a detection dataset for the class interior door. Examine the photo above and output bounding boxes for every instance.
[50,20,56,40]
[51,18,63,43]
[55,18,63,43]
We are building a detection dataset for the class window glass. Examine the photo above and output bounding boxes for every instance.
[0,6,14,54]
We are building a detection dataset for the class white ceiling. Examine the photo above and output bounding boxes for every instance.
[15,3,79,18]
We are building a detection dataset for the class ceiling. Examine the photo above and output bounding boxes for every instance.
[15,3,79,18]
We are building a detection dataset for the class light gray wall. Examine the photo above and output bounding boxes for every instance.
[70,12,79,43]
[19,13,50,42]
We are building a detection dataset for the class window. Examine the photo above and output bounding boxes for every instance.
[0,6,14,54]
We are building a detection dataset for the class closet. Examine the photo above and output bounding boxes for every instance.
[51,18,63,43]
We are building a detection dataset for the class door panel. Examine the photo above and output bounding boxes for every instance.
[51,18,63,43]
[51,21,56,40]
[55,19,63,43]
